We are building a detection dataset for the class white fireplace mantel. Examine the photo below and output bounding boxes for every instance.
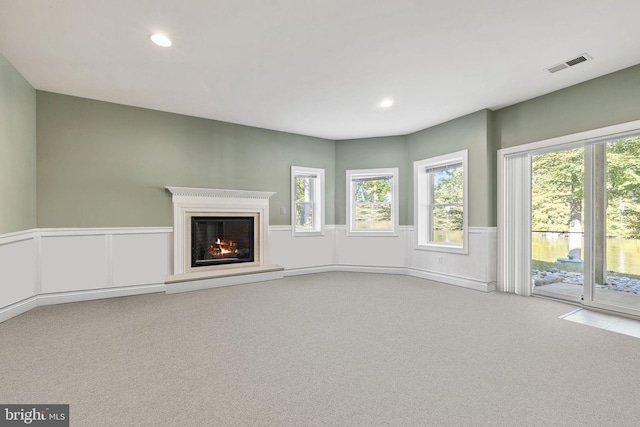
[166,187,275,200]
[165,186,282,287]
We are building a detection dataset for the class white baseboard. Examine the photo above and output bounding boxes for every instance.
[0,283,167,323]
[37,283,167,306]
[283,264,495,292]
[283,265,408,277]
[0,266,494,324]
[333,265,408,275]
[166,270,285,294]
[282,265,337,276]
[0,296,38,324]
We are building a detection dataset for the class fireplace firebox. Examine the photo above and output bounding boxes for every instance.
[191,216,254,267]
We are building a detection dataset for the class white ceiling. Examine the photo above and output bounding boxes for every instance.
[1,0,639,140]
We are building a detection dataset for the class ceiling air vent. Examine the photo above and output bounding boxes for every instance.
[545,53,592,74]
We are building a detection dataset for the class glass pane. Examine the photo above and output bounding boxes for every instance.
[295,202,314,229]
[431,205,463,243]
[353,177,392,203]
[593,137,640,310]
[530,147,584,299]
[432,166,462,205]
[354,203,391,230]
[296,176,315,203]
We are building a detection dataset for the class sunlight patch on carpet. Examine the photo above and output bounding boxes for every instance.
[561,308,640,338]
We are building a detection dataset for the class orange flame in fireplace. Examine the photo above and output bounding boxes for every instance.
[211,237,237,257]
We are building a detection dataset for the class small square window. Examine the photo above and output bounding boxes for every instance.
[347,168,399,236]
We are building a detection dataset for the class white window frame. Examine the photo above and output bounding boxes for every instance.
[346,167,399,237]
[291,166,325,236]
[414,150,468,254]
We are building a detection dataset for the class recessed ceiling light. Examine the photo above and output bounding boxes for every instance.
[379,98,394,108]
[149,33,172,47]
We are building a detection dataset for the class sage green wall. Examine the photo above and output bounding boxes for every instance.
[32,64,640,231]
[495,64,640,149]
[36,92,335,227]
[334,112,494,227]
[485,109,498,227]
[407,110,494,227]
[334,136,409,225]
[0,54,36,234]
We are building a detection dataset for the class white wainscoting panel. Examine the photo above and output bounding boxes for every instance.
[41,235,109,293]
[409,227,497,291]
[1,224,498,324]
[0,237,36,309]
[270,226,336,272]
[0,228,172,323]
[112,233,168,287]
[335,226,410,268]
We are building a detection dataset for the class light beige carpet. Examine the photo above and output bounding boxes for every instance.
[1,272,640,426]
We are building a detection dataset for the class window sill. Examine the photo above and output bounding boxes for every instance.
[292,230,325,237]
[346,230,399,238]
[415,243,468,255]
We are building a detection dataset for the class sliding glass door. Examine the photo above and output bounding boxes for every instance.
[584,138,640,315]
[529,136,640,316]
[530,146,585,302]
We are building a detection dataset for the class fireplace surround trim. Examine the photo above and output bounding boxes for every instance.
[166,187,280,282]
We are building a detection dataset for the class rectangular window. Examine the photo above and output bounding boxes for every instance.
[291,166,324,236]
[347,168,399,236]
[415,150,468,253]
[428,162,463,243]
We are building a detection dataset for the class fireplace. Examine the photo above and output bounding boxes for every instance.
[166,187,282,283]
[191,216,254,267]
